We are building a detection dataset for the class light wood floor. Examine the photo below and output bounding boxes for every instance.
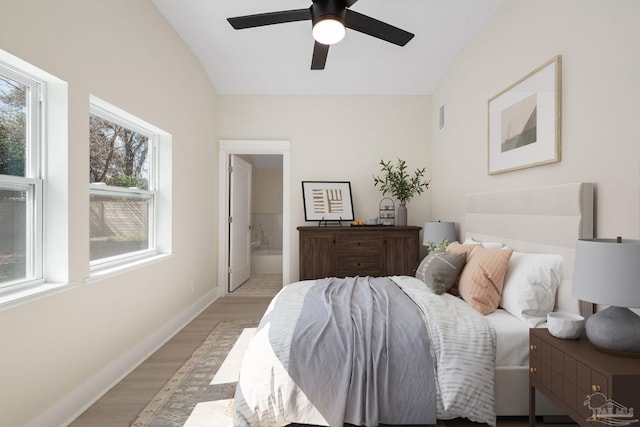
[69,295,570,427]
[70,296,272,427]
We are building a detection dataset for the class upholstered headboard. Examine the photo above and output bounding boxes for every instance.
[464,182,595,316]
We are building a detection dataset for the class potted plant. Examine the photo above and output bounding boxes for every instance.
[427,238,451,253]
[373,158,429,226]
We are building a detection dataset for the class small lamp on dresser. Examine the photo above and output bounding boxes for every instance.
[423,221,456,252]
[571,237,640,356]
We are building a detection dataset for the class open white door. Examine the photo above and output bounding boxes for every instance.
[229,155,252,291]
[218,140,291,297]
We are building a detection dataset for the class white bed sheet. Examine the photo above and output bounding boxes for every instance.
[234,277,498,426]
[485,308,530,367]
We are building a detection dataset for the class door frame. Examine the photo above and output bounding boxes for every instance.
[217,140,291,297]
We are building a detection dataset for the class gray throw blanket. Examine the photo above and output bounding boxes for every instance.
[286,276,436,427]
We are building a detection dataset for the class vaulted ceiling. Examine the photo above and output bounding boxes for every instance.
[153,0,504,95]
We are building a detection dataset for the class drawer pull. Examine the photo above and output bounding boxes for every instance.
[592,385,601,392]
[530,344,537,351]
[530,367,537,373]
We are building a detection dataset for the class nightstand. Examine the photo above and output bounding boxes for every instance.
[529,328,640,427]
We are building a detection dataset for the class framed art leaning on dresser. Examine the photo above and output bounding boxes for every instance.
[301,181,354,222]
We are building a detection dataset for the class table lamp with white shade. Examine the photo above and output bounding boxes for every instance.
[571,237,640,357]
[423,221,456,252]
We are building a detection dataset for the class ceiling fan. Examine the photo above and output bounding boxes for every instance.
[227,0,414,70]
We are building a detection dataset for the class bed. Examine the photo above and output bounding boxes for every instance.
[233,182,595,426]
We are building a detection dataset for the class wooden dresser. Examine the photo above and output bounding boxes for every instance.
[297,226,421,280]
[529,328,640,427]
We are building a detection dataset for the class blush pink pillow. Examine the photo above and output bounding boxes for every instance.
[445,242,479,295]
[458,245,513,314]
[446,242,479,257]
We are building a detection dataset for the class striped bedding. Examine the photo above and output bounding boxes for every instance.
[233,276,497,427]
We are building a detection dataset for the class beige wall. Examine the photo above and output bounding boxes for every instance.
[218,95,432,279]
[0,1,218,425]
[253,168,283,214]
[431,0,640,239]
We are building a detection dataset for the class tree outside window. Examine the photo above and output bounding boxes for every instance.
[89,108,157,265]
[0,75,27,177]
[89,114,150,189]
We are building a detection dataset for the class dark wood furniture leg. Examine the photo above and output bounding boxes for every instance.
[529,384,536,427]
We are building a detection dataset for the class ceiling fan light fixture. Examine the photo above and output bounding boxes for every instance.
[312,18,345,45]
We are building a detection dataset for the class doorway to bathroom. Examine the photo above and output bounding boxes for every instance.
[218,140,291,297]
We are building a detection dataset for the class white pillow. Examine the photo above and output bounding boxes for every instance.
[463,237,505,249]
[500,251,563,327]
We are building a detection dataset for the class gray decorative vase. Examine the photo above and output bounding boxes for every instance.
[585,306,640,354]
[397,203,407,226]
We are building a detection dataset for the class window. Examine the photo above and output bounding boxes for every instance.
[0,64,43,290]
[89,101,160,269]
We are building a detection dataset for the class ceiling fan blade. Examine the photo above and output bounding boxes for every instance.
[345,9,414,46]
[311,42,330,70]
[343,0,359,6]
[228,9,311,29]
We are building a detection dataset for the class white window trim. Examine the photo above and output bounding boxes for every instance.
[0,175,43,283]
[88,95,172,277]
[0,49,70,310]
[0,63,41,177]
[0,60,44,288]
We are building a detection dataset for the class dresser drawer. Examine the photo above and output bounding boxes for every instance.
[562,354,578,411]
[577,362,608,397]
[336,236,380,256]
[337,257,382,277]
[529,338,552,392]
[530,357,552,392]
[563,379,578,411]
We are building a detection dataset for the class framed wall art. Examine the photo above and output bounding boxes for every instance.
[488,55,562,175]
[302,181,354,222]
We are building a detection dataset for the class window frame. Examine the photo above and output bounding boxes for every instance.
[0,64,41,178]
[88,100,160,273]
[0,62,44,291]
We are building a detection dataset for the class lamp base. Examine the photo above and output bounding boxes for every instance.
[585,306,640,357]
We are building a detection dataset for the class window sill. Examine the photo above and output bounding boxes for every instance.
[0,254,174,310]
[87,253,173,284]
[0,281,74,311]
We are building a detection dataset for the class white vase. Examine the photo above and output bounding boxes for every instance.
[397,203,407,226]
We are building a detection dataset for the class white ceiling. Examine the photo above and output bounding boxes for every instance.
[152,0,504,95]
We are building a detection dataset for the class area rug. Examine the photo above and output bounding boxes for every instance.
[132,320,257,427]
[132,319,445,427]
[231,273,282,297]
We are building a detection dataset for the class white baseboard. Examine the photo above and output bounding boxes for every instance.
[27,289,219,427]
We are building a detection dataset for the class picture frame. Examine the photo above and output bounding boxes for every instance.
[488,55,562,175]
[302,181,354,222]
